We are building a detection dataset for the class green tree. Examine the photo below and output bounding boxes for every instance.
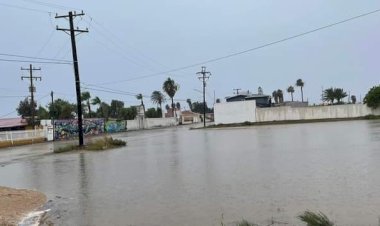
[120,106,137,120]
[151,91,165,118]
[162,77,179,116]
[364,85,380,109]
[16,98,36,119]
[296,79,305,102]
[110,100,124,119]
[351,95,356,104]
[272,90,279,104]
[81,91,92,117]
[323,88,335,104]
[186,99,192,110]
[191,101,213,114]
[136,93,144,106]
[176,102,181,110]
[37,106,49,120]
[333,88,347,104]
[287,86,295,102]
[277,89,284,103]
[145,108,162,118]
[48,98,75,119]
[97,102,110,119]
[91,96,101,109]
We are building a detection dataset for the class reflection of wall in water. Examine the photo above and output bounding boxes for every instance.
[105,120,126,133]
[54,118,105,140]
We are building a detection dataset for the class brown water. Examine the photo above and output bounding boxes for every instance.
[1,120,380,226]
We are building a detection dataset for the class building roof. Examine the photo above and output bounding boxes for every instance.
[0,118,28,129]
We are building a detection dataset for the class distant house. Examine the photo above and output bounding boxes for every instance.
[180,111,201,124]
[0,118,28,131]
[226,93,271,107]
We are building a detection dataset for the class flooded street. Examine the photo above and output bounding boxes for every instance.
[1,120,380,225]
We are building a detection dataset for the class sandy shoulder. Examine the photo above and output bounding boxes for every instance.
[0,186,46,225]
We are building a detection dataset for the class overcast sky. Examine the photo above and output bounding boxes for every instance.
[1,0,380,118]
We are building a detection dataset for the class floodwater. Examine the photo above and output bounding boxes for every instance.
[1,120,380,226]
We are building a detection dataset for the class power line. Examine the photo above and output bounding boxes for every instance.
[0,93,50,119]
[0,53,71,62]
[96,8,380,85]
[0,2,51,13]
[19,0,81,11]
[0,58,71,65]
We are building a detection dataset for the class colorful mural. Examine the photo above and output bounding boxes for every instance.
[54,118,105,140]
[105,120,126,133]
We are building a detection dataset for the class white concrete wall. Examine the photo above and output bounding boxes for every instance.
[126,120,140,131]
[127,118,178,130]
[145,118,177,128]
[214,100,256,125]
[256,104,380,122]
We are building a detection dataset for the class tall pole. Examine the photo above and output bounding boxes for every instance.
[56,11,88,146]
[196,66,211,128]
[21,64,41,128]
[50,91,54,119]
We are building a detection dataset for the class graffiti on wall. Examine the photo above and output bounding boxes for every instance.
[105,120,126,133]
[54,118,105,140]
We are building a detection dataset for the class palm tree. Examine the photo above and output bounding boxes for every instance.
[136,93,145,115]
[151,91,165,118]
[277,89,284,103]
[323,88,335,104]
[296,79,305,102]
[272,90,279,104]
[81,91,91,117]
[287,86,295,102]
[333,88,347,104]
[186,99,192,111]
[162,77,179,117]
[91,96,101,117]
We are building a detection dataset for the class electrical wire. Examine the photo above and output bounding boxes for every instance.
[0,58,71,65]
[0,53,71,62]
[0,2,51,13]
[95,8,380,85]
[0,93,50,119]
[19,0,81,11]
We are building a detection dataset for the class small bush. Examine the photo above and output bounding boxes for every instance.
[86,136,126,151]
[236,219,258,226]
[298,210,334,226]
[53,136,126,153]
[364,114,380,120]
[54,145,76,153]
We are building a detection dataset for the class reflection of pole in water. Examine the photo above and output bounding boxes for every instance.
[78,153,92,225]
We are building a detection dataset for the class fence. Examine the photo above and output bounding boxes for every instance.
[0,129,45,144]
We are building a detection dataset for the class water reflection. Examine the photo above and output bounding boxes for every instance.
[0,121,380,225]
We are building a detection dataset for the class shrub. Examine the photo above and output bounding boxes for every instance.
[364,85,380,109]
[298,210,334,226]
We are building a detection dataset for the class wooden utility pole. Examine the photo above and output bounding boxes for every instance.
[56,11,88,146]
[196,66,211,128]
[21,64,41,128]
[233,88,241,95]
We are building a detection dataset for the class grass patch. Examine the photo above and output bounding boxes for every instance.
[363,114,380,120]
[53,136,126,153]
[298,210,334,226]
[86,136,126,151]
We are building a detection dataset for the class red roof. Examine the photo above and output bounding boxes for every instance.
[0,118,28,129]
